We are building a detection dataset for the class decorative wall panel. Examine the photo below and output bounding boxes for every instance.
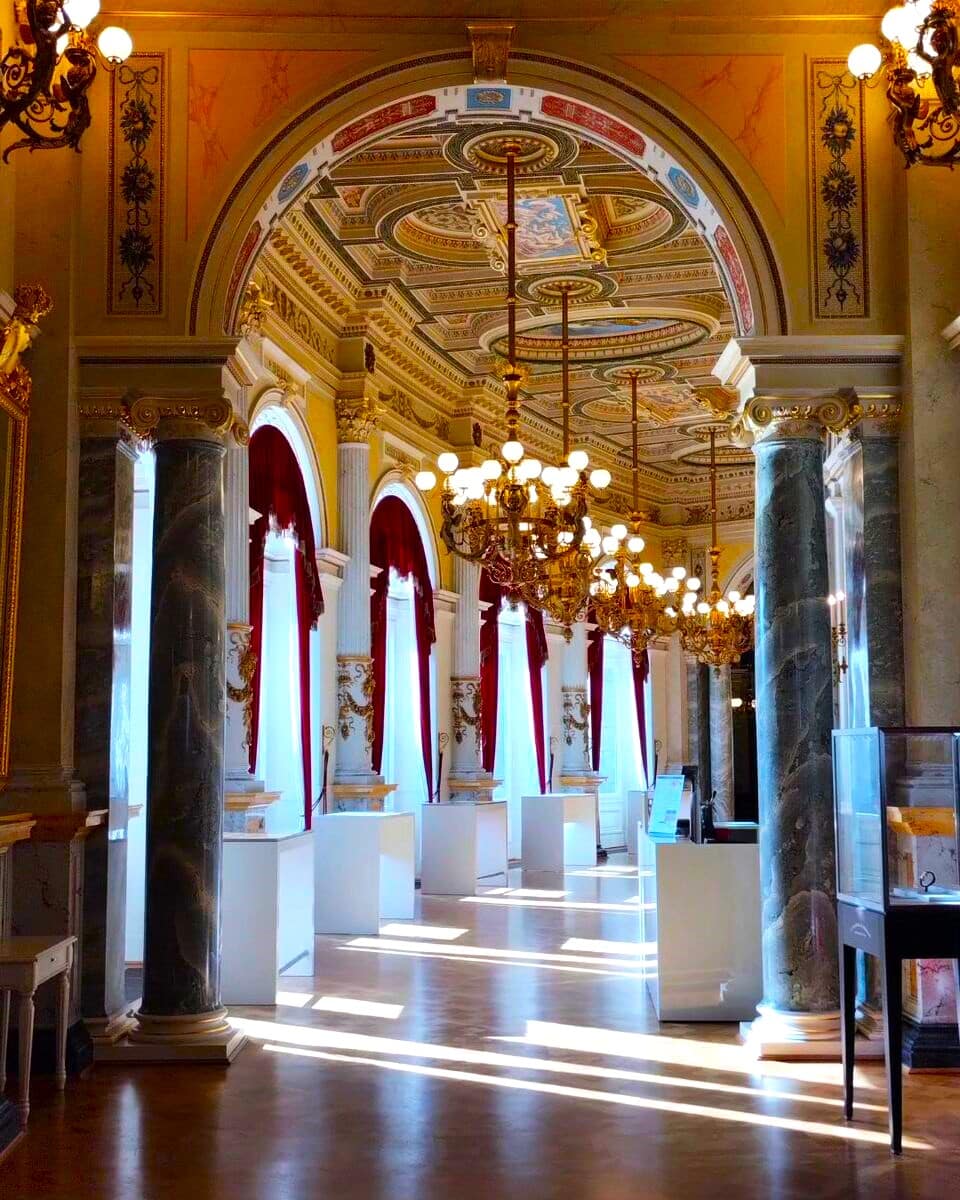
[808,59,869,319]
[108,52,165,316]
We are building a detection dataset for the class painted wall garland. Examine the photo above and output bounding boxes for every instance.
[108,52,165,315]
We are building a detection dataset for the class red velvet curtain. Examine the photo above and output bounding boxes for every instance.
[587,617,605,773]
[478,576,547,789]
[249,425,324,830]
[479,571,501,774]
[632,647,650,784]
[369,497,436,800]
[525,604,549,793]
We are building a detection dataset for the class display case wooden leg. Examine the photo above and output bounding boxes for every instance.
[840,942,857,1120]
[881,948,903,1155]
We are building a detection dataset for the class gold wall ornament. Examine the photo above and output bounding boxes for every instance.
[467,21,514,82]
[450,676,483,751]
[336,655,375,748]
[848,5,960,167]
[561,686,590,757]
[335,392,378,443]
[0,283,53,411]
[226,624,258,753]
[1,0,133,159]
[236,280,273,335]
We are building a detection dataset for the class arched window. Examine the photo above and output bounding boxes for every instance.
[370,495,436,842]
[249,425,324,831]
[481,573,548,857]
[589,623,651,849]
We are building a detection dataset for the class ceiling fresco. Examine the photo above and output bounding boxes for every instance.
[259,112,751,513]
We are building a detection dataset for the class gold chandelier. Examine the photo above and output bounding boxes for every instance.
[589,371,679,666]
[1,0,132,159]
[415,140,610,588]
[674,427,755,669]
[521,280,608,633]
[848,1,960,166]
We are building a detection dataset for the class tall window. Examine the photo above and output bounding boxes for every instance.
[596,635,648,849]
[257,530,305,834]
[381,571,430,853]
[493,603,543,858]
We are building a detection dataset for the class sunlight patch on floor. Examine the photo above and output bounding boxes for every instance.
[378,923,468,941]
[311,996,404,1019]
[561,937,657,957]
[461,895,650,913]
[262,1043,919,1149]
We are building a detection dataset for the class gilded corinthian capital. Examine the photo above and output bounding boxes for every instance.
[335,391,378,443]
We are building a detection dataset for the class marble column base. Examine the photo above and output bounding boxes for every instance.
[856,1000,885,1041]
[330,780,396,813]
[447,776,500,804]
[223,790,279,833]
[86,1006,138,1051]
[740,1004,855,1061]
[100,1008,248,1063]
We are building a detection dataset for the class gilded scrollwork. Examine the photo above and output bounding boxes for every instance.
[744,392,862,441]
[0,283,52,412]
[226,624,258,752]
[451,676,483,751]
[337,655,375,748]
[562,686,590,758]
[237,280,274,335]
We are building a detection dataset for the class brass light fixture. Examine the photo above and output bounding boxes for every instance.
[674,427,755,670]
[416,141,610,589]
[1,0,132,160]
[848,1,960,166]
[521,280,608,634]
[589,371,678,666]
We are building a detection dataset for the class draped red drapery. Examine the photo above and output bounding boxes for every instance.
[632,647,650,783]
[369,497,436,800]
[479,571,501,774]
[525,603,548,793]
[248,425,324,830]
[479,574,547,791]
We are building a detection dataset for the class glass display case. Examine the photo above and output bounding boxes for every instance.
[833,727,960,911]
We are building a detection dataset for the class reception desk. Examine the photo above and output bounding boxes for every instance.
[639,831,762,1022]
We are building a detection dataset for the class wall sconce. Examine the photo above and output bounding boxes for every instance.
[828,591,849,686]
[0,0,133,160]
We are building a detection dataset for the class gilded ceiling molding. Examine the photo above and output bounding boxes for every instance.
[467,22,514,83]
[379,389,450,441]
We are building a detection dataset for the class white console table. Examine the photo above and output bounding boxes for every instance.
[222,831,315,1005]
[314,812,415,935]
[0,935,75,1129]
[421,801,508,895]
[639,832,761,1021]
[521,793,596,873]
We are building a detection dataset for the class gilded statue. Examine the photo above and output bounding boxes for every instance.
[0,283,52,377]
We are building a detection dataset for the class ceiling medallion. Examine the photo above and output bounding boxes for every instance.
[597,361,677,386]
[444,124,577,177]
[521,273,609,305]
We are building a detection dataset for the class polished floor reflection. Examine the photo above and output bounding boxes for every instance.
[3,860,959,1199]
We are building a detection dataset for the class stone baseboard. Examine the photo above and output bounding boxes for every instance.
[902,1018,960,1071]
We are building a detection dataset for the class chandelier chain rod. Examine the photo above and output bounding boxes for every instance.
[505,144,519,440]
[561,287,570,458]
[630,373,639,515]
[709,427,721,595]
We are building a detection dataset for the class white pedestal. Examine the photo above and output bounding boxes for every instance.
[313,812,415,935]
[521,793,597,873]
[420,801,508,895]
[626,790,648,858]
[222,832,315,1005]
[640,831,761,1021]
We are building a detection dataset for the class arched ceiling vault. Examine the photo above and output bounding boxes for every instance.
[251,105,758,519]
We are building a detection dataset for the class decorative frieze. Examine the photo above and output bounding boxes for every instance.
[562,686,590,760]
[451,677,483,753]
[336,655,375,748]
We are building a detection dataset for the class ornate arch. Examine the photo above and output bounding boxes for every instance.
[190,50,787,340]
[372,469,440,589]
[250,391,328,548]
